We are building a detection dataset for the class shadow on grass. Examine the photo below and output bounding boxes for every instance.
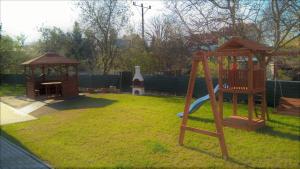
[188,116,214,124]
[47,95,117,110]
[268,119,300,131]
[183,145,254,168]
[31,95,117,117]
[256,126,300,141]
[145,94,185,103]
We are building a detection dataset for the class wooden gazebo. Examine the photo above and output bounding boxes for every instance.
[22,52,80,99]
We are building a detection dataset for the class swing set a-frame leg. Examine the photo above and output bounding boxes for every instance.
[179,55,229,159]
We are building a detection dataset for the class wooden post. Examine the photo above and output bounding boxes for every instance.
[218,56,224,119]
[31,66,35,83]
[24,66,28,96]
[75,65,79,94]
[202,55,228,159]
[248,55,254,122]
[66,65,69,80]
[179,59,199,145]
[232,56,237,115]
[233,94,238,116]
[59,65,62,81]
[42,66,45,81]
[261,55,269,120]
[31,66,36,99]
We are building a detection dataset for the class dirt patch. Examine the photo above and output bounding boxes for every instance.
[30,104,59,117]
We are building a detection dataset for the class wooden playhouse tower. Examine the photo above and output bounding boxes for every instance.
[215,37,271,130]
[179,37,272,158]
[179,37,299,158]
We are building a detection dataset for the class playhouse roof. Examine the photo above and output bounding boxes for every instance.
[216,37,271,52]
[22,52,79,65]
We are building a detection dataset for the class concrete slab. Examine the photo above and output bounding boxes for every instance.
[18,101,46,115]
[0,102,37,125]
[0,96,35,109]
[0,95,55,125]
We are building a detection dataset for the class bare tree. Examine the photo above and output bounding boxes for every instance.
[262,0,300,50]
[148,16,191,72]
[167,0,299,50]
[166,0,265,40]
[77,0,129,74]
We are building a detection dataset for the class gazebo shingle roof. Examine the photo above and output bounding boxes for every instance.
[22,52,79,65]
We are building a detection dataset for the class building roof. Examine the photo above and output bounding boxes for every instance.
[216,37,271,52]
[22,52,80,65]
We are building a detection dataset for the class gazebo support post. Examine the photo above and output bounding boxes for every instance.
[42,66,45,82]
[66,65,69,80]
[24,66,28,96]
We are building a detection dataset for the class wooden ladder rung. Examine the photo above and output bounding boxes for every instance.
[183,126,219,137]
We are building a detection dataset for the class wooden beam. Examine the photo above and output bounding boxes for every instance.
[233,94,238,116]
[31,66,35,82]
[260,56,269,121]
[248,55,254,122]
[202,55,228,159]
[218,56,224,119]
[42,66,45,81]
[185,126,219,137]
[179,60,199,145]
[195,49,252,58]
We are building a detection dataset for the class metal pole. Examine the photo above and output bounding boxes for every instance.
[133,2,151,41]
[141,3,144,40]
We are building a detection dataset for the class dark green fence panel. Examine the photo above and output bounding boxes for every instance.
[1,74,299,106]
[0,74,25,84]
[266,80,300,107]
[174,76,189,96]
[78,74,120,89]
[144,75,179,94]
[120,71,132,92]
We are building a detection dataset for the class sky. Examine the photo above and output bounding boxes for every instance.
[0,0,165,43]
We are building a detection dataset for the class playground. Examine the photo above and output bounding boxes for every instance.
[1,93,299,168]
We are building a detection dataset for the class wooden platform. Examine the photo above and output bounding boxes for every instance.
[276,97,300,116]
[223,116,265,131]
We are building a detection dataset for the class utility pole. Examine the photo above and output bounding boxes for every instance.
[133,1,151,41]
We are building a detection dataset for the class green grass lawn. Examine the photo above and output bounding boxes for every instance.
[1,93,300,168]
[0,84,25,96]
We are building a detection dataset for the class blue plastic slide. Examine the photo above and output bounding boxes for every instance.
[177,85,219,118]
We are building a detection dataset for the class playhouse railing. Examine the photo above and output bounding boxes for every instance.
[221,69,264,92]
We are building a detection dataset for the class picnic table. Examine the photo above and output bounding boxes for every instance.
[41,81,62,97]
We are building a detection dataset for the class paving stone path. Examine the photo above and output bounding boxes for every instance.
[0,137,51,169]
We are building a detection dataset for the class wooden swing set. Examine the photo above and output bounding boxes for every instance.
[179,37,299,159]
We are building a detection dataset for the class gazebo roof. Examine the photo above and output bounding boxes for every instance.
[216,37,272,52]
[22,52,79,65]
